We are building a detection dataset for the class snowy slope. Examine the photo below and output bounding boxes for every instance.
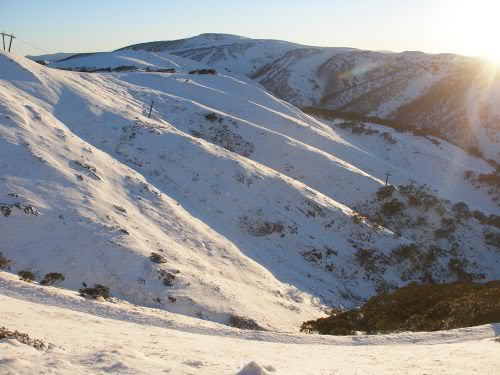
[1,273,499,374]
[1,51,499,333]
[119,34,500,161]
[51,50,203,72]
[26,52,78,63]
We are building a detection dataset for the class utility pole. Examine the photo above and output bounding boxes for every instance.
[385,172,392,187]
[148,100,154,118]
[0,32,15,52]
[8,33,15,52]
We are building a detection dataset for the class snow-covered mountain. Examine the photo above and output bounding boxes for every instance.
[117,33,500,162]
[1,50,499,334]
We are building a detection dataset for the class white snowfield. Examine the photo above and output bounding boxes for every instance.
[1,272,499,375]
[1,49,500,373]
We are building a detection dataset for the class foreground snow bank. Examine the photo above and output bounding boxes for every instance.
[1,272,499,374]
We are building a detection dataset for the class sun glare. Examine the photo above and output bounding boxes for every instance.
[452,0,500,63]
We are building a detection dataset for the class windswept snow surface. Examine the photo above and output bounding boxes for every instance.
[1,50,499,336]
[1,272,499,375]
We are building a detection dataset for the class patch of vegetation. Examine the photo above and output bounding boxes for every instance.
[59,65,138,73]
[380,198,404,216]
[391,245,445,283]
[375,185,396,200]
[228,315,266,331]
[452,202,471,220]
[188,68,217,75]
[472,211,500,229]
[145,67,176,73]
[78,284,110,300]
[467,146,484,159]
[355,248,388,274]
[484,231,500,250]
[303,199,327,218]
[40,272,65,286]
[150,252,167,264]
[18,270,35,283]
[205,112,220,122]
[190,121,255,157]
[239,216,284,236]
[162,272,176,287]
[301,281,500,335]
[300,249,323,263]
[0,252,11,269]
[351,212,365,224]
[0,326,52,351]
[1,205,11,217]
[463,170,500,204]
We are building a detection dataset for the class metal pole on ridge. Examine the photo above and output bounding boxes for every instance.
[8,34,15,52]
[148,100,154,118]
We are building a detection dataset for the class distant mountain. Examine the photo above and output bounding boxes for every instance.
[119,34,500,162]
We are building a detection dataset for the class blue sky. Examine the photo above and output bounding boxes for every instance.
[2,0,498,60]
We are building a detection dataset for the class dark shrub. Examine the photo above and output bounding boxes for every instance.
[1,205,11,217]
[301,281,500,335]
[189,69,217,75]
[79,284,110,300]
[301,309,363,335]
[408,195,422,207]
[468,146,484,158]
[162,272,176,287]
[452,202,470,219]
[300,249,323,263]
[380,199,404,216]
[0,326,51,350]
[150,252,167,264]
[434,228,451,239]
[486,215,500,229]
[375,185,396,200]
[205,112,219,122]
[113,65,137,72]
[484,231,500,249]
[40,272,65,286]
[477,172,500,188]
[352,212,364,224]
[18,270,35,283]
[239,216,284,236]
[0,252,10,269]
[391,243,419,262]
[228,315,266,331]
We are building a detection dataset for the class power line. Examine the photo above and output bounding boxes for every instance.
[15,36,50,55]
